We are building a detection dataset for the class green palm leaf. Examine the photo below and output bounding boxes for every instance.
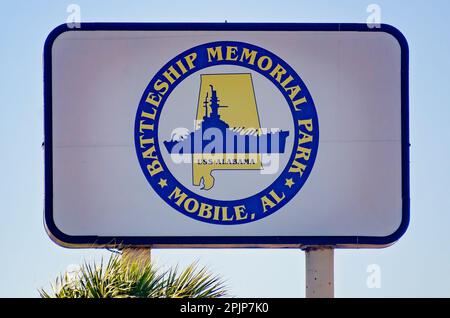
[40,253,228,298]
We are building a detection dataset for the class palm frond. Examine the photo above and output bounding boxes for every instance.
[40,254,228,298]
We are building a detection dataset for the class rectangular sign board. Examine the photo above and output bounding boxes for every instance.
[44,23,409,248]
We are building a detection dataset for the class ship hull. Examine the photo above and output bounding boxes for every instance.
[164,129,289,155]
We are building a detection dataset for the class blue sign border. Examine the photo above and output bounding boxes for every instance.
[44,23,409,248]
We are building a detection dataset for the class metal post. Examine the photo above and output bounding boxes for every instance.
[122,248,151,268]
[305,247,334,298]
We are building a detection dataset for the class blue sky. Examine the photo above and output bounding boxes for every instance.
[1,0,449,297]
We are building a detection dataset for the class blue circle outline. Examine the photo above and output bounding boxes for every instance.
[134,41,319,225]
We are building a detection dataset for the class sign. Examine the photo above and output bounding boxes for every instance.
[44,23,409,248]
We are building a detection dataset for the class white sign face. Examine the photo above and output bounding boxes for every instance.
[44,23,409,248]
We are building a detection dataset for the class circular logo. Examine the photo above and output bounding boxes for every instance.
[135,41,319,225]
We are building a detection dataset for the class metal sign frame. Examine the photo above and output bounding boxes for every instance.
[43,22,409,248]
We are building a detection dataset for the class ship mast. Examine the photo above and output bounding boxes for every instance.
[208,85,227,119]
[203,92,209,117]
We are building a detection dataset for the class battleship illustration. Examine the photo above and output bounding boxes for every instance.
[163,85,289,155]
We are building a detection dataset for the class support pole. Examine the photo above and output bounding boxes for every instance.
[122,248,151,269]
[305,247,334,298]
